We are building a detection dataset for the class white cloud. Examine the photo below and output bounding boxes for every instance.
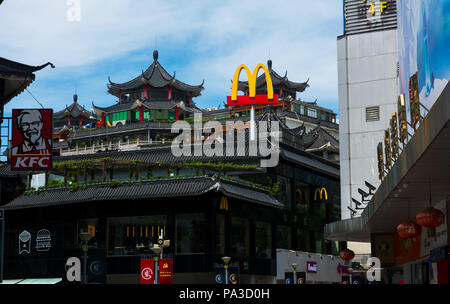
[0,0,342,111]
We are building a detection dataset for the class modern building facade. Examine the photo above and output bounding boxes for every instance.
[327,0,450,284]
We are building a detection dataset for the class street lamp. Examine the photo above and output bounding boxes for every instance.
[151,245,162,284]
[221,256,231,284]
[79,232,92,284]
[291,263,298,284]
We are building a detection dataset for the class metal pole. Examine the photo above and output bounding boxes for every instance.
[293,270,297,285]
[224,264,229,284]
[154,257,159,284]
[83,245,88,284]
[250,105,256,141]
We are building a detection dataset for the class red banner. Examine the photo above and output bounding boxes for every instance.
[11,109,53,171]
[158,259,173,284]
[140,259,155,284]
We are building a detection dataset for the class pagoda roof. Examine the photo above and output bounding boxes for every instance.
[54,94,95,120]
[91,99,200,115]
[237,60,309,93]
[304,125,339,153]
[0,57,54,105]
[107,50,205,97]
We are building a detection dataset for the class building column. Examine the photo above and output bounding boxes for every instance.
[144,84,149,99]
[68,115,71,127]
[168,84,172,100]
[139,105,144,123]
[175,106,179,121]
[101,112,105,128]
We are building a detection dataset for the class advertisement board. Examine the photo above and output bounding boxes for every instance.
[158,258,173,284]
[11,109,53,171]
[398,0,450,122]
[140,259,155,284]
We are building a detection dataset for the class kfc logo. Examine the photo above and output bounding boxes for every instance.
[11,109,53,170]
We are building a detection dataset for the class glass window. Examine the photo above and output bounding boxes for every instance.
[276,226,292,250]
[216,214,225,254]
[255,222,272,258]
[144,111,150,121]
[314,232,324,254]
[107,215,167,256]
[231,217,250,257]
[308,108,318,118]
[300,105,305,115]
[175,213,205,254]
[78,218,101,248]
[297,229,310,252]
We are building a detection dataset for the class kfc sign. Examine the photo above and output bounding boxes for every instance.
[306,261,317,273]
[11,109,53,171]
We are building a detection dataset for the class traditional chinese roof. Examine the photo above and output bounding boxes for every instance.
[54,94,95,120]
[2,176,283,210]
[107,50,204,98]
[237,60,309,93]
[0,57,54,105]
[304,125,339,153]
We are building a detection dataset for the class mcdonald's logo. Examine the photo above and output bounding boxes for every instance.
[226,64,279,106]
[296,189,304,204]
[314,187,328,201]
[220,196,229,211]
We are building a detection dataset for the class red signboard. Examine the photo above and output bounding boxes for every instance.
[306,261,317,273]
[226,94,279,106]
[158,258,173,284]
[11,109,53,171]
[140,259,155,284]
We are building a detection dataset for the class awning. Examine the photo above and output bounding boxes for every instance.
[1,278,62,284]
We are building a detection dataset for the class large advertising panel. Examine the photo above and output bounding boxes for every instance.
[398,0,450,120]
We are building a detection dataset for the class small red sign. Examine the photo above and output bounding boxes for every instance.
[226,94,279,106]
[140,259,155,284]
[306,261,317,273]
[158,258,173,284]
[11,109,53,171]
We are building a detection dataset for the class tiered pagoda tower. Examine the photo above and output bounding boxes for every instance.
[92,50,204,127]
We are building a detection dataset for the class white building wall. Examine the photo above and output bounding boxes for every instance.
[338,29,399,221]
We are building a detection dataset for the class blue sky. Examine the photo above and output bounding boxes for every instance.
[0,0,343,117]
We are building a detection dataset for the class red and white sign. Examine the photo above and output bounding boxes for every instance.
[11,109,53,171]
[158,258,173,284]
[306,261,317,273]
[140,259,155,284]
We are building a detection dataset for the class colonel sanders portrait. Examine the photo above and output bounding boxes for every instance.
[11,109,52,155]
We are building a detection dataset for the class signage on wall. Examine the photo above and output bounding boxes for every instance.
[18,230,31,255]
[158,258,173,284]
[140,259,155,284]
[343,0,397,35]
[36,229,51,252]
[10,109,53,171]
[306,261,317,273]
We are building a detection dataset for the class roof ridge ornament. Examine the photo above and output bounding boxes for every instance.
[153,50,159,61]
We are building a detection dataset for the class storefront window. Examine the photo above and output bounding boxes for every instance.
[216,214,225,254]
[297,228,310,252]
[175,213,205,254]
[255,222,272,258]
[314,232,324,254]
[231,217,250,257]
[78,218,101,248]
[276,226,292,250]
[107,215,167,256]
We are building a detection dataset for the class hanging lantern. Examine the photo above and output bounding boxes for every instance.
[416,207,444,228]
[396,220,422,239]
[339,249,355,261]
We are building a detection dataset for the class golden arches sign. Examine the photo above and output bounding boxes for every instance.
[231,64,274,101]
[314,187,328,201]
[220,196,229,211]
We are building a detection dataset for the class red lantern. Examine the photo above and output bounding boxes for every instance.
[397,220,422,239]
[416,207,444,228]
[339,249,355,261]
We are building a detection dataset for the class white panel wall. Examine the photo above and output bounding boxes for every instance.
[338,29,399,220]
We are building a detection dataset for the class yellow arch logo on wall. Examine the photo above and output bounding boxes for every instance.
[296,189,303,204]
[220,196,229,211]
[314,187,328,201]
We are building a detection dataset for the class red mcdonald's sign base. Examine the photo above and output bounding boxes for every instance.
[227,94,279,106]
